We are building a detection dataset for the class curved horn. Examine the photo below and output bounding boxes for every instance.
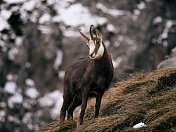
[90,25,94,39]
[79,29,89,41]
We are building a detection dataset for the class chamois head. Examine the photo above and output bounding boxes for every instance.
[79,25,104,60]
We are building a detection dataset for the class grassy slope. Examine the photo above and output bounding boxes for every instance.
[39,67,176,132]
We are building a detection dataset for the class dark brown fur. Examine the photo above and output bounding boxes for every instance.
[60,38,114,125]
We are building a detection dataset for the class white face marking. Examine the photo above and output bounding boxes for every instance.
[89,40,95,55]
[88,39,104,60]
[94,42,104,59]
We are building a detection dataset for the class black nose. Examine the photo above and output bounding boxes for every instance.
[89,53,93,58]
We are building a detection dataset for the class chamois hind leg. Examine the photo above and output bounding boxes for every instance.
[60,90,73,121]
[67,96,81,120]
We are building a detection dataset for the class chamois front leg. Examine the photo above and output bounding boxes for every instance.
[95,92,103,118]
[79,87,89,125]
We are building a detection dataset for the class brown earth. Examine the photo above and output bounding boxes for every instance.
[38,67,176,132]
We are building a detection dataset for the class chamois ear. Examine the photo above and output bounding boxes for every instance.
[95,29,102,41]
[79,29,89,41]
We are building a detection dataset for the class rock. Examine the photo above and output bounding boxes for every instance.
[157,47,176,69]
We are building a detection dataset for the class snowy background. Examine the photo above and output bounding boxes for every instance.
[0,0,176,131]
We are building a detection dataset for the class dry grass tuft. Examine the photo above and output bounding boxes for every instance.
[39,67,176,132]
[38,120,77,132]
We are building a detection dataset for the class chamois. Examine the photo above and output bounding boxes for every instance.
[60,25,114,125]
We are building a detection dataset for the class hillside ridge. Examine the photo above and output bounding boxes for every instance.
[39,67,176,132]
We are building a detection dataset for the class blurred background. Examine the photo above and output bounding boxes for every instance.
[0,0,176,131]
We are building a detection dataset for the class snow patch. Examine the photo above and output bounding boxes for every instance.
[0,102,7,108]
[25,87,39,99]
[4,81,17,94]
[23,112,32,124]
[25,62,32,68]
[15,37,23,46]
[23,112,37,130]
[8,115,20,123]
[112,57,122,68]
[133,9,140,19]
[3,0,26,4]
[0,10,12,20]
[38,25,53,34]
[6,74,15,81]
[39,90,62,107]
[107,24,117,32]
[163,40,168,47]
[53,50,63,70]
[30,11,40,23]
[133,1,146,20]
[96,3,124,17]
[23,102,32,109]
[53,3,107,28]
[39,90,63,119]
[0,110,6,121]
[25,78,35,87]
[8,92,23,108]
[58,71,65,79]
[158,20,174,44]
[133,122,146,128]
[0,15,9,31]
[39,14,51,24]
[118,35,124,41]
[62,29,79,37]
[59,25,81,37]
[8,47,19,60]
[25,79,39,99]
[114,41,120,48]
[104,40,110,48]
[137,1,146,10]
[22,0,36,11]
[153,16,162,24]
